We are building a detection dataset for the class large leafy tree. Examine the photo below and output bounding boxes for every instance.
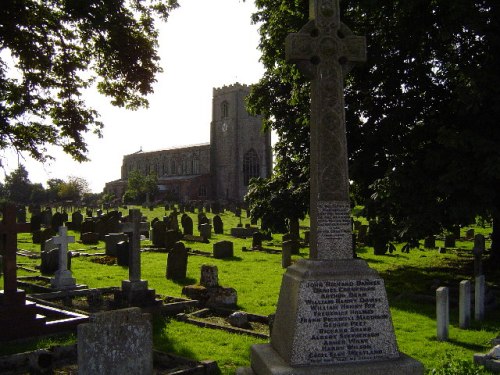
[3,165,33,204]
[247,0,500,261]
[0,0,178,162]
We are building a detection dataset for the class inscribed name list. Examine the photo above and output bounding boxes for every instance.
[291,278,399,365]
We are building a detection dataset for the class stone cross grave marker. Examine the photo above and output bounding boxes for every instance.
[285,0,365,260]
[0,204,31,301]
[238,1,423,374]
[119,209,150,292]
[50,226,77,289]
[0,204,47,340]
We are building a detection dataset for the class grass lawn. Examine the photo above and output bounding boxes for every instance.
[1,206,499,374]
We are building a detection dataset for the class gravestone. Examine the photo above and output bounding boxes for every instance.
[0,204,47,341]
[282,243,292,269]
[50,226,77,289]
[357,224,368,245]
[466,228,475,240]
[151,220,167,248]
[51,212,65,231]
[201,264,219,287]
[436,287,449,341]
[199,223,212,240]
[213,215,224,234]
[41,238,72,275]
[165,229,181,251]
[80,218,94,234]
[444,234,455,248]
[252,231,263,250]
[182,215,194,235]
[238,2,422,374]
[166,241,188,280]
[424,235,436,249]
[459,280,471,329]
[183,264,237,308]
[105,233,128,257]
[117,209,157,307]
[282,239,300,256]
[116,240,129,267]
[78,307,153,375]
[213,240,234,259]
[81,232,99,245]
[71,211,83,231]
[30,214,42,233]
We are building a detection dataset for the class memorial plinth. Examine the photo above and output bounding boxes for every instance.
[238,0,423,373]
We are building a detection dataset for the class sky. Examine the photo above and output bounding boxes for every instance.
[0,0,266,193]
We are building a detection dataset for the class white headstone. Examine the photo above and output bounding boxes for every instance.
[459,280,471,329]
[50,226,76,289]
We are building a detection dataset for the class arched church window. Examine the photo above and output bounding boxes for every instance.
[243,149,260,186]
[221,101,229,119]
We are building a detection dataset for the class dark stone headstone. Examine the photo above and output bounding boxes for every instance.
[41,246,72,275]
[213,215,224,234]
[199,223,212,240]
[424,235,436,249]
[444,234,456,248]
[252,231,263,250]
[151,221,167,248]
[51,212,65,231]
[105,233,128,257]
[16,207,27,224]
[282,239,300,256]
[81,232,99,245]
[81,219,94,235]
[165,229,181,251]
[213,240,234,259]
[166,242,188,280]
[71,211,84,231]
[182,215,193,236]
[116,240,130,267]
[200,264,219,287]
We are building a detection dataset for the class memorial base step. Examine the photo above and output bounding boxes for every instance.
[237,344,424,375]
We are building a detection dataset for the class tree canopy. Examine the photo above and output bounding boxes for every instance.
[0,0,178,162]
[246,0,500,258]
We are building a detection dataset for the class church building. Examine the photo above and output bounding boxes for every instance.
[105,83,272,203]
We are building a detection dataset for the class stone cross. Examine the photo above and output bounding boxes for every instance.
[51,226,77,289]
[53,226,74,273]
[120,209,149,287]
[286,0,366,260]
[0,204,31,298]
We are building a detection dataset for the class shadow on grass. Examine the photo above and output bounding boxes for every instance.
[171,277,198,286]
[219,256,243,262]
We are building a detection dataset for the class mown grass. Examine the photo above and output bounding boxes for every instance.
[2,206,499,374]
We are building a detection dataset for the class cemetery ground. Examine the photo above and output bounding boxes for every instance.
[1,206,500,374]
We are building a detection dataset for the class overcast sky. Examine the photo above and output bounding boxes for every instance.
[1,0,265,193]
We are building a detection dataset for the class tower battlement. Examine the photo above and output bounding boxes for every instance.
[213,82,251,96]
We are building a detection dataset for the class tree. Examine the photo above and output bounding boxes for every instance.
[124,170,158,203]
[245,0,310,231]
[0,0,178,162]
[58,176,90,202]
[3,165,32,204]
[247,1,500,262]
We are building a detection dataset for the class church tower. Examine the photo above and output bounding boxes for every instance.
[210,83,272,202]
